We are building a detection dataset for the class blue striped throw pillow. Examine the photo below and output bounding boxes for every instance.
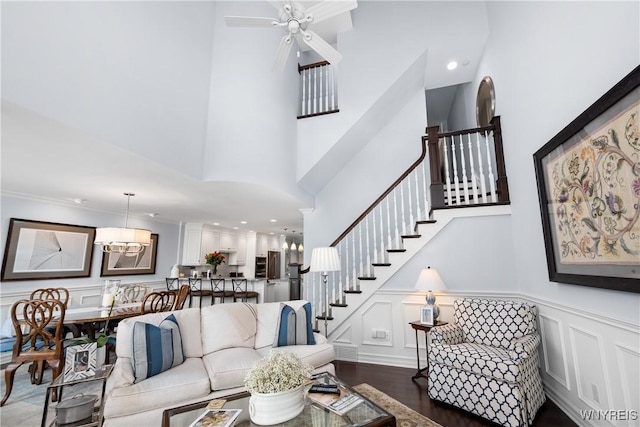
[273,302,316,347]
[132,314,185,383]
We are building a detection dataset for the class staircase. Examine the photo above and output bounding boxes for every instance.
[302,118,510,337]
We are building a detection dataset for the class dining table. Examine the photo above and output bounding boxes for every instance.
[61,303,142,340]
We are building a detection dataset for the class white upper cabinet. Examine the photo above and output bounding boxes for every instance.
[219,230,236,252]
[182,224,220,265]
[256,233,268,257]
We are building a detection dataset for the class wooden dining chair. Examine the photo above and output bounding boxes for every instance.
[29,288,69,308]
[232,279,259,303]
[1,299,66,406]
[141,291,176,314]
[173,285,191,310]
[211,279,234,304]
[119,284,149,304]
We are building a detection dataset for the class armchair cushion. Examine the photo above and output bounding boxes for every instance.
[508,333,541,361]
[430,342,520,383]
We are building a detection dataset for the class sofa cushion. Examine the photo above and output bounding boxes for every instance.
[201,303,257,354]
[202,347,263,390]
[116,308,203,359]
[254,302,281,349]
[454,298,536,349]
[257,340,335,369]
[132,314,185,383]
[104,357,210,419]
[273,302,316,347]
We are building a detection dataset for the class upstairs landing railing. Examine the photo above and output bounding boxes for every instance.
[303,116,509,333]
[298,61,339,119]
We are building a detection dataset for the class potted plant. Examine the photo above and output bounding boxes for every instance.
[244,351,312,425]
[204,251,226,276]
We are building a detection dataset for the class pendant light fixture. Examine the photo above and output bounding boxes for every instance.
[94,193,151,254]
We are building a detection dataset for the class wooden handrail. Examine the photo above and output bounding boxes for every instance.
[329,127,437,247]
[298,61,330,73]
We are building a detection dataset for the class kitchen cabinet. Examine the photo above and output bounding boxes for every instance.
[182,224,219,265]
[219,230,236,252]
[228,231,247,265]
[267,235,281,252]
[256,234,268,257]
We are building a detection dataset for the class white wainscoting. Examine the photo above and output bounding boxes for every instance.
[331,290,639,427]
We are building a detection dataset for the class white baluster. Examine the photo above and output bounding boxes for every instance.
[307,69,311,116]
[406,174,414,233]
[386,197,393,250]
[476,132,487,203]
[325,65,329,112]
[485,130,497,202]
[467,133,478,204]
[301,70,306,116]
[459,135,469,204]
[343,237,349,304]
[358,222,364,277]
[313,67,318,114]
[451,136,460,205]
[365,214,371,276]
[318,66,324,113]
[414,167,420,221]
[443,137,452,206]
[422,160,429,217]
[371,208,378,266]
[330,66,335,110]
[378,204,385,263]
[393,188,400,247]
[400,181,407,235]
[351,231,357,291]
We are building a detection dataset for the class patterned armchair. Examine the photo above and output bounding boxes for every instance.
[428,298,545,427]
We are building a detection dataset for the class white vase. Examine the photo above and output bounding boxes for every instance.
[249,385,304,425]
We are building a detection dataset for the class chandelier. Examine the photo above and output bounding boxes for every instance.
[94,193,151,254]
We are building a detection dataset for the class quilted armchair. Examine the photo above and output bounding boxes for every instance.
[428,298,545,427]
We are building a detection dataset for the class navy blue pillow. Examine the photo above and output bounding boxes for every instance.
[273,302,316,347]
[132,314,184,383]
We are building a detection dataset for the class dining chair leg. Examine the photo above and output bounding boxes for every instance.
[1,363,21,406]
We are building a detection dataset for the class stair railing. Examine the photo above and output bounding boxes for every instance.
[304,117,509,333]
[298,61,339,119]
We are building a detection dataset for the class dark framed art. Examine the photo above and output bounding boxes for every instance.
[100,233,158,277]
[1,218,95,281]
[533,65,640,293]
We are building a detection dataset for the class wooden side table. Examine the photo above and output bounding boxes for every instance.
[409,320,447,383]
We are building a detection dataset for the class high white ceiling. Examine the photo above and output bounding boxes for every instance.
[1,0,483,237]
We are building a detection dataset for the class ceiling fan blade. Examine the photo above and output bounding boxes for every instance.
[303,0,358,24]
[301,30,343,65]
[224,16,277,28]
[272,34,294,72]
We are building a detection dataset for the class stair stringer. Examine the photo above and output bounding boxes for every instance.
[326,204,512,338]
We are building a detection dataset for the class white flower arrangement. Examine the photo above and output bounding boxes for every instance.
[244,351,312,394]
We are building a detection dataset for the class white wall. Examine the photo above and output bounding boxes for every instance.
[0,195,180,320]
[1,1,216,180]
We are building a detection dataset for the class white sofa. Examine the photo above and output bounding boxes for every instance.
[103,300,335,426]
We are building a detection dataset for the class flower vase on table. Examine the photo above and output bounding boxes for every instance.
[244,351,311,425]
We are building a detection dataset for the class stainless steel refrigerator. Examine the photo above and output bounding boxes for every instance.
[267,251,280,279]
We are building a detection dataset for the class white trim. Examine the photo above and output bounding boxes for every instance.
[539,313,571,390]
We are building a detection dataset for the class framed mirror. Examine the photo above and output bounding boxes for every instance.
[476,76,495,127]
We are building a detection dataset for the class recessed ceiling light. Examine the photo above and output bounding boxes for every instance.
[213,222,220,226]
[447,61,458,70]
[240,221,247,224]
[269,232,274,235]
[233,226,239,230]
[72,198,86,204]
[270,219,277,222]
[148,213,159,218]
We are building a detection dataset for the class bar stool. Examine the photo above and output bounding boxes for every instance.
[211,279,234,304]
[165,278,180,291]
[188,278,213,307]
[232,279,259,303]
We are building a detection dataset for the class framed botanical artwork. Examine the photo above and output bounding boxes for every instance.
[100,233,158,277]
[533,65,640,293]
[1,218,95,281]
[420,306,434,326]
[64,342,97,381]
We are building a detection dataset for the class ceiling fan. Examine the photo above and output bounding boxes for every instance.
[225,1,357,71]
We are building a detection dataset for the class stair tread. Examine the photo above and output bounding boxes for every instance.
[358,276,376,280]
[344,290,362,294]
[387,248,406,253]
[316,315,334,320]
[371,263,391,267]
[330,303,348,307]
[416,220,437,224]
[401,234,421,239]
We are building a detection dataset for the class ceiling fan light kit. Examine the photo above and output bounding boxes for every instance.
[224,0,357,72]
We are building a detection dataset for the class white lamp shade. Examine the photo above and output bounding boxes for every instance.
[95,227,151,245]
[290,242,297,251]
[310,247,341,272]
[414,266,447,291]
[282,240,289,250]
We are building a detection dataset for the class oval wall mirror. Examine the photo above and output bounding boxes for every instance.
[476,76,495,127]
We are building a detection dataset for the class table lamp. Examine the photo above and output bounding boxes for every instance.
[414,266,447,320]
[310,247,341,337]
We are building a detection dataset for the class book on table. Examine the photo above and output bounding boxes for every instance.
[307,385,363,416]
[188,408,241,427]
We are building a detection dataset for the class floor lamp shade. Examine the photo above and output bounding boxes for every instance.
[310,247,341,273]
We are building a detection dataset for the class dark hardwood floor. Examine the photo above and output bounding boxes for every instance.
[335,361,576,427]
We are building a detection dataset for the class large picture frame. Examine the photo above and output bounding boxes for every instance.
[64,342,97,381]
[533,66,640,293]
[1,218,95,281]
[100,233,158,277]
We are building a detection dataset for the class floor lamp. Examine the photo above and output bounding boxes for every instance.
[310,247,341,337]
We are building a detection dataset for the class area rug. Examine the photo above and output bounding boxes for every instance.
[353,383,442,427]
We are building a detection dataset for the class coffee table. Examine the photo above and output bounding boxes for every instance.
[161,372,396,427]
